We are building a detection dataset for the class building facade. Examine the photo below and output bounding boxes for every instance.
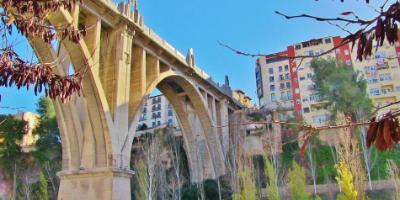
[136,95,179,130]
[256,36,400,126]
[351,41,400,115]
[233,89,254,108]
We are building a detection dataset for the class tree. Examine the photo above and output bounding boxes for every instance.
[0,0,86,102]
[134,160,149,200]
[387,160,400,200]
[311,58,375,191]
[233,163,258,200]
[263,156,281,200]
[33,97,61,164]
[287,161,311,200]
[311,58,372,120]
[33,97,61,197]
[0,97,61,199]
[37,172,49,200]
[0,115,26,200]
[335,160,358,200]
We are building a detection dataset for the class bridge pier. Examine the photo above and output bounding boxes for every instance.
[57,168,134,200]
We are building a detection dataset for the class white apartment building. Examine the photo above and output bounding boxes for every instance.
[136,95,179,130]
[256,54,294,111]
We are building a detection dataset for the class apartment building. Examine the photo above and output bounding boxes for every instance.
[254,36,393,126]
[136,95,179,130]
[233,89,254,108]
[351,41,400,114]
[256,51,294,112]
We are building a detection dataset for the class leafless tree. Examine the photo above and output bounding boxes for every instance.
[165,127,183,200]
[144,134,163,200]
[222,1,400,62]
[306,144,317,194]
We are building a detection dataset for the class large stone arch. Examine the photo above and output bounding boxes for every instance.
[126,71,226,182]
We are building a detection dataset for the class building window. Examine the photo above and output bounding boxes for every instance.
[287,91,293,100]
[168,110,173,116]
[285,73,290,80]
[382,88,393,94]
[364,65,376,74]
[295,45,301,50]
[309,94,321,102]
[157,112,161,118]
[270,84,275,91]
[325,38,332,44]
[284,65,289,71]
[370,88,380,96]
[152,122,156,127]
[271,93,276,102]
[157,121,161,126]
[257,86,263,97]
[307,73,313,79]
[303,107,310,113]
[279,66,283,72]
[255,68,261,80]
[312,114,330,124]
[269,76,275,82]
[269,68,274,74]
[281,92,287,101]
[168,119,173,125]
[367,77,379,84]
[279,75,284,80]
[286,82,291,89]
[379,73,392,81]
[140,114,146,121]
[300,76,306,81]
[280,83,285,89]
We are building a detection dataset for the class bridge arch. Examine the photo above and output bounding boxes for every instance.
[127,71,226,182]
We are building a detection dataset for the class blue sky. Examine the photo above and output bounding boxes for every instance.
[0,0,387,114]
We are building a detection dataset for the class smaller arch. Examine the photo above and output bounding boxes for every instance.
[127,71,225,181]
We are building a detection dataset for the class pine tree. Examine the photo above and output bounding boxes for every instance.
[287,162,311,200]
[311,58,372,119]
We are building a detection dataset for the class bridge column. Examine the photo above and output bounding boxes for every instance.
[53,24,135,200]
[58,168,133,200]
[219,99,230,156]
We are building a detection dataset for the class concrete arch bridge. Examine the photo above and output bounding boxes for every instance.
[28,0,243,199]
